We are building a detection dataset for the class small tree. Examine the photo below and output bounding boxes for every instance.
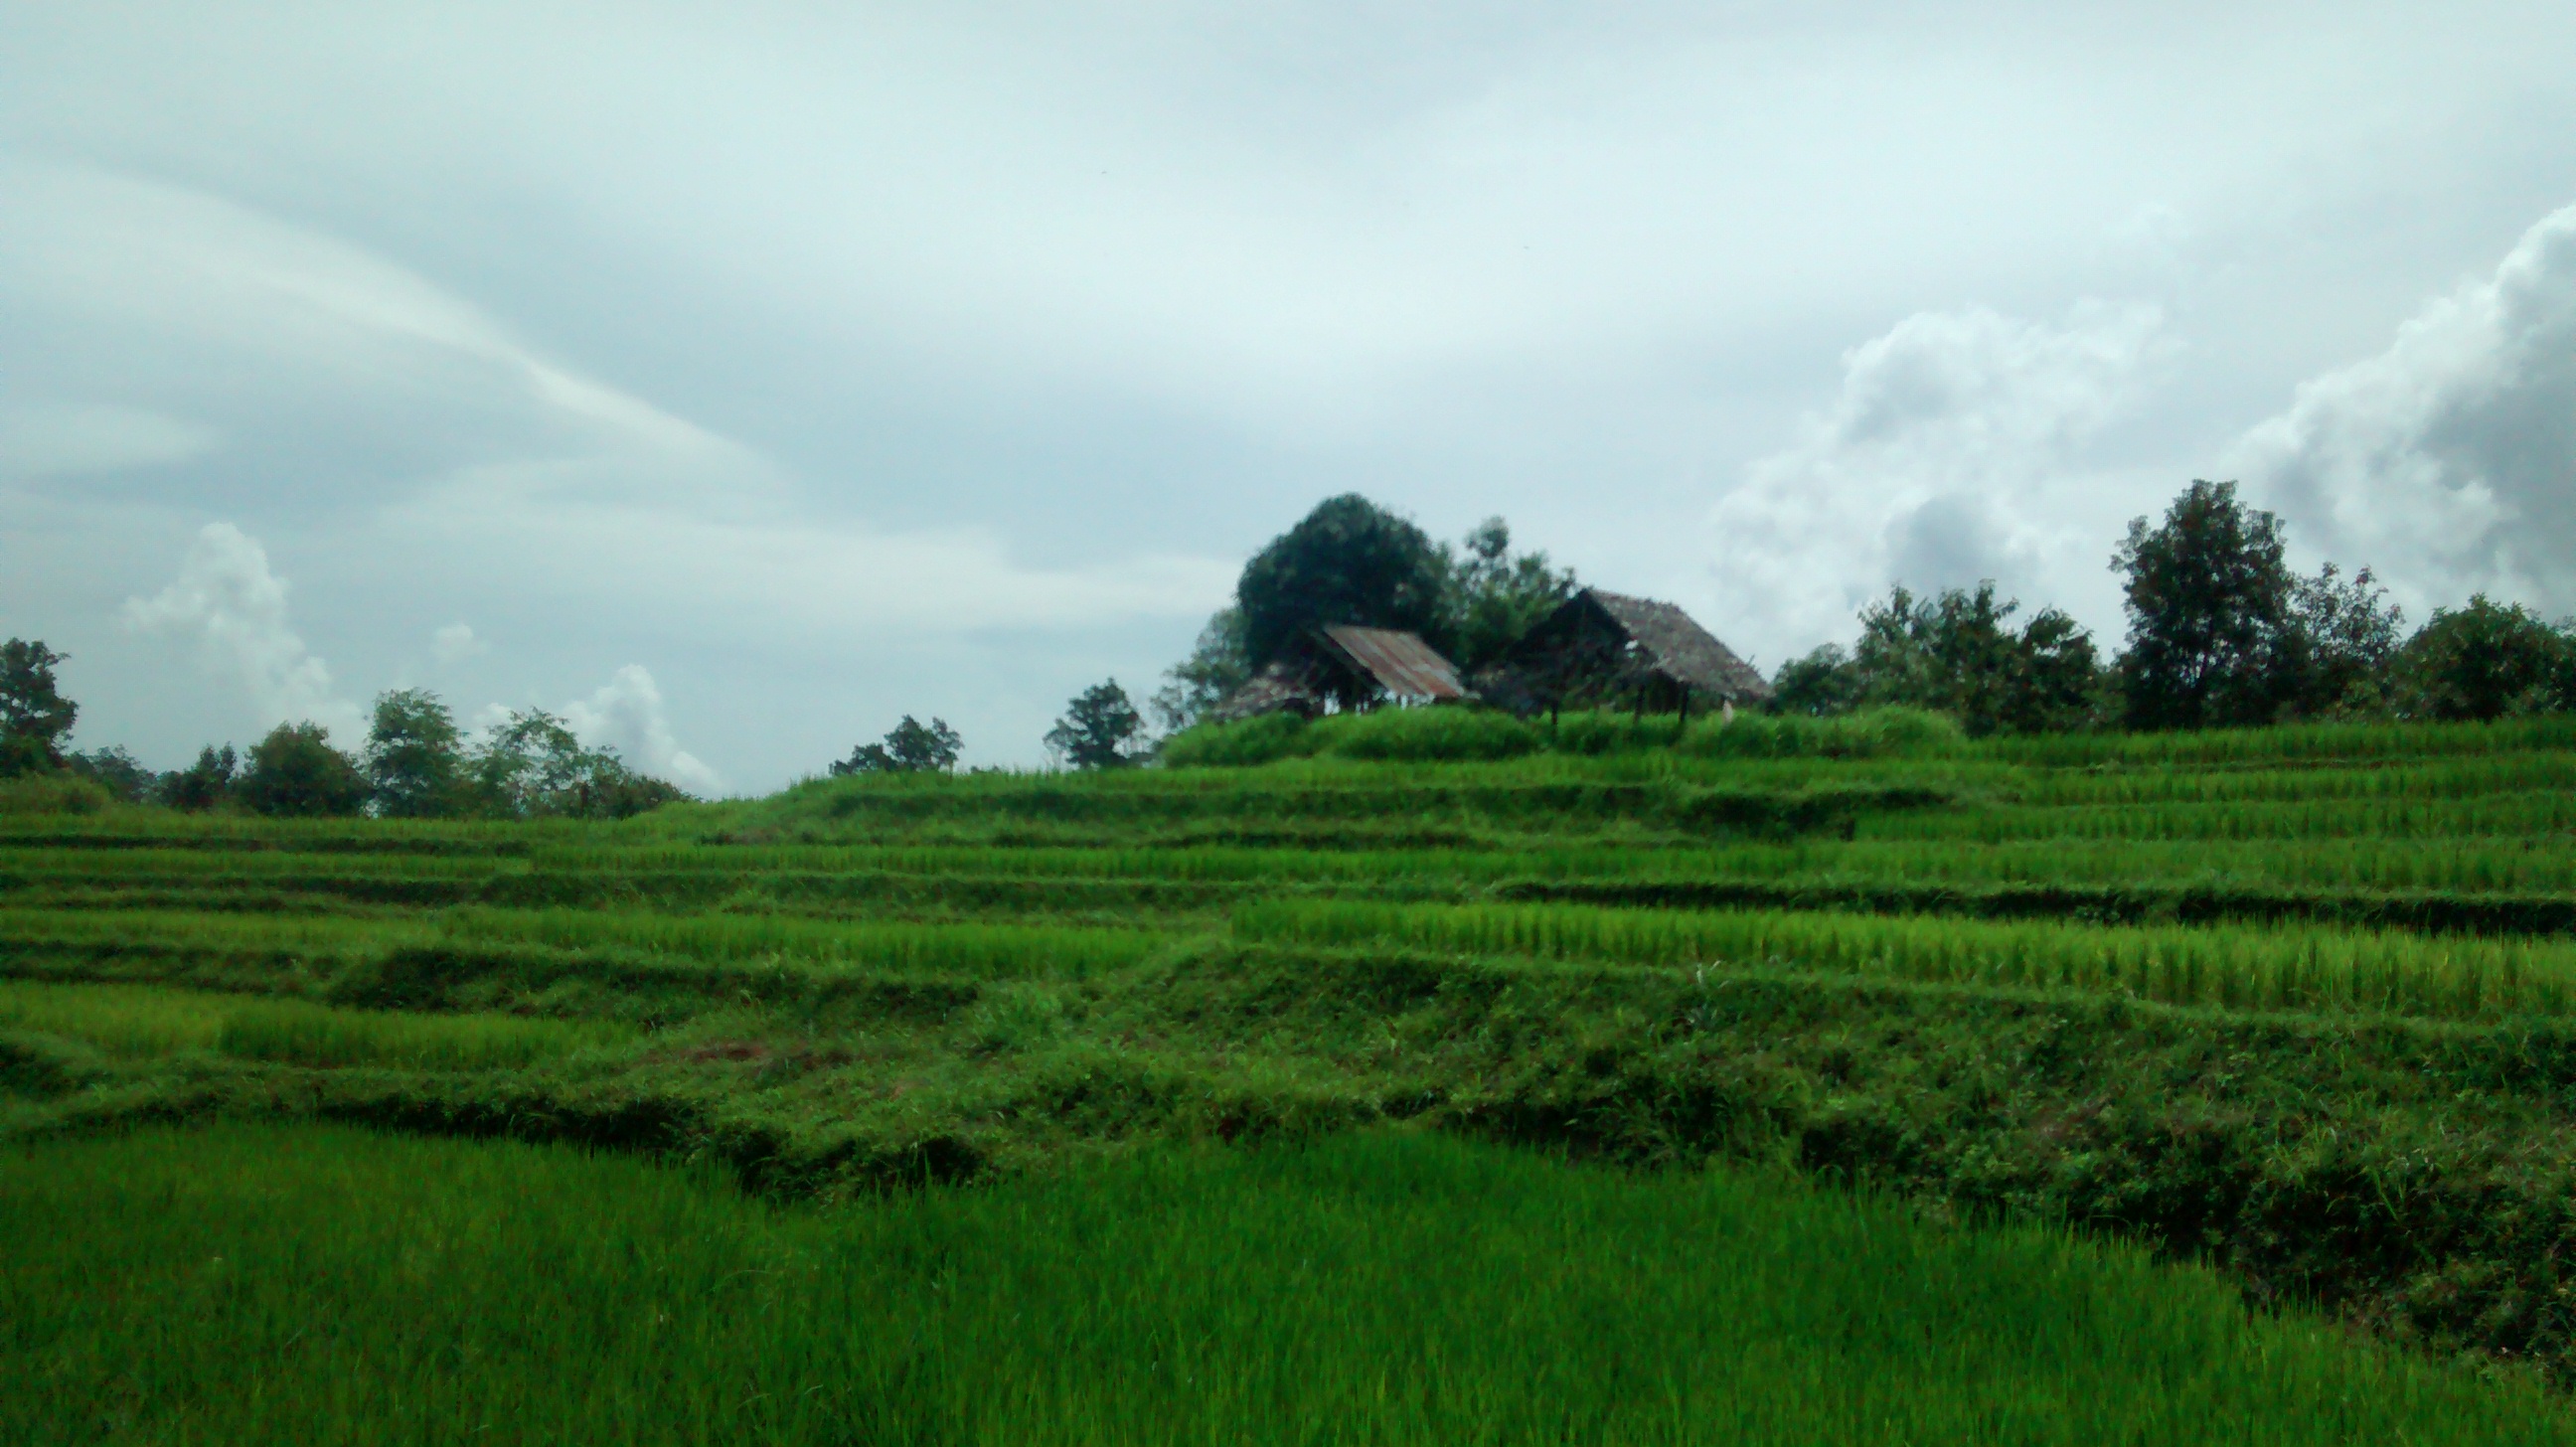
[160,744,238,811]
[1149,609,1253,734]
[469,709,686,819]
[365,688,467,818]
[0,638,78,777]
[1236,495,1448,671]
[2287,563,2406,717]
[69,746,156,804]
[1439,518,1577,674]
[832,716,962,775]
[238,723,371,818]
[2396,596,2574,721]
[2112,480,2301,730]
[1829,582,2103,735]
[1046,681,1145,769]
[1768,644,1864,717]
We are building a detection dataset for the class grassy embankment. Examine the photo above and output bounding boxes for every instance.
[6,1123,2569,1446]
[8,708,2576,1390]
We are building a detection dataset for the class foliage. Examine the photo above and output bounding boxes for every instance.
[832,715,962,775]
[365,689,469,818]
[2113,480,2302,729]
[1046,681,1148,769]
[1157,712,1319,768]
[471,710,686,819]
[1149,609,1252,734]
[1683,706,1966,760]
[1438,518,1576,674]
[158,745,238,812]
[1235,494,1448,672]
[66,746,155,804]
[2287,563,2406,716]
[2395,595,2574,722]
[238,723,370,818]
[1768,644,1865,718]
[0,773,110,816]
[0,638,78,777]
[1841,582,2101,735]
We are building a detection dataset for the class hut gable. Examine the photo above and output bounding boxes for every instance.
[1209,625,1467,722]
[1581,590,1771,703]
[1487,587,1771,715]
[1317,625,1466,704]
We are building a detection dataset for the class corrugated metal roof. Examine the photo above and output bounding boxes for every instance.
[1209,660,1325,723]
[1319,625,1467,702]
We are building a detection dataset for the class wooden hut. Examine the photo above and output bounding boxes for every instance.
[1483,588,1769,723]
[1210,625,1468,721]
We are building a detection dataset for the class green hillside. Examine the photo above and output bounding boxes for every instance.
[9,714,2576,1436]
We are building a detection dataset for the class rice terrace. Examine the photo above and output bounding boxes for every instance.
[13,692,2576,1441]
[14,11,2576,1437]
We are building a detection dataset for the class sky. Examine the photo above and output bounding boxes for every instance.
[7,2,2576,789]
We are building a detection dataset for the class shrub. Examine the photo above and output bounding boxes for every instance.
[1159,714,1322,768]
[1682,706,1965,760]
[1321,707,1540,762]
[0,773,111,816]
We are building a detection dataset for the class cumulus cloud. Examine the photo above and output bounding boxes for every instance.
[2233,203,2576,616]
[431,623,486,665]
[121,523,366,740]
[561,665,721,795]
[1709,301,2172,654]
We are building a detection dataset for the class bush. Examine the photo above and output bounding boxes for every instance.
[0,773,111,816]
[1542,711,1690,755]
[1682,706,1965,760]
[1319,707,1540,762]
[239,723,370,818]
[1159,714,1323,768]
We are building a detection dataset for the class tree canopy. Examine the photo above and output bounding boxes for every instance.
[0,638,78,777]
[2112,480,2303,729]
[833,716,962,775]
[1235,495,1448,671]
[1046,681,1146,769]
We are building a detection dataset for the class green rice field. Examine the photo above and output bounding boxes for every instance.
[8,713,2576,1437]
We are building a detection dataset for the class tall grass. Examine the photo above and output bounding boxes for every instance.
[0,981,626,1069]
[436,906,1171,978]
[1236,898,2576,1019]
[5,1124,2566,1447]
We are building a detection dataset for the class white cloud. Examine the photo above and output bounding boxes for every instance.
[430,622,486,665]
[2232,202,2576,616]
[120,523,366,740]
[561,665,721,795]
[1708,301,2172,656]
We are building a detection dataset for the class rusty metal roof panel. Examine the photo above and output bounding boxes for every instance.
[1319,625,1468,701]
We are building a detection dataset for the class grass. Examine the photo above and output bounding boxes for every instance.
[1236,897,2576,1018]
[0,980,629,1070]
[5,1122,2568,1447]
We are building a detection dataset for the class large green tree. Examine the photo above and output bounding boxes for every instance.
[1831,582,2101,736]
[2112,480,2301,729]
[2396,596,2574,721]
[470,710,687,819]
[1149,609,1252,735]
[0,638,78,777]
[365,688,468,818]
[238,723,371,818]
[833,716,962,775]
[1235,495,1448,670]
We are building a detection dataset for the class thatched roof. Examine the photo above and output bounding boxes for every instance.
[1580,590,1771,703]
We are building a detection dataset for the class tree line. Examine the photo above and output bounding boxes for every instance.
[0,655,687,820]
[1772,480,2576,733]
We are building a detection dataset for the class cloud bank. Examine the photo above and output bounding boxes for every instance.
[562,665,721,796]
[2234,204,2576,617]
[120,523,366,741]
[1710,302,2172,655]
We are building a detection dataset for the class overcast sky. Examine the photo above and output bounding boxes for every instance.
[8,3,2576,787]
